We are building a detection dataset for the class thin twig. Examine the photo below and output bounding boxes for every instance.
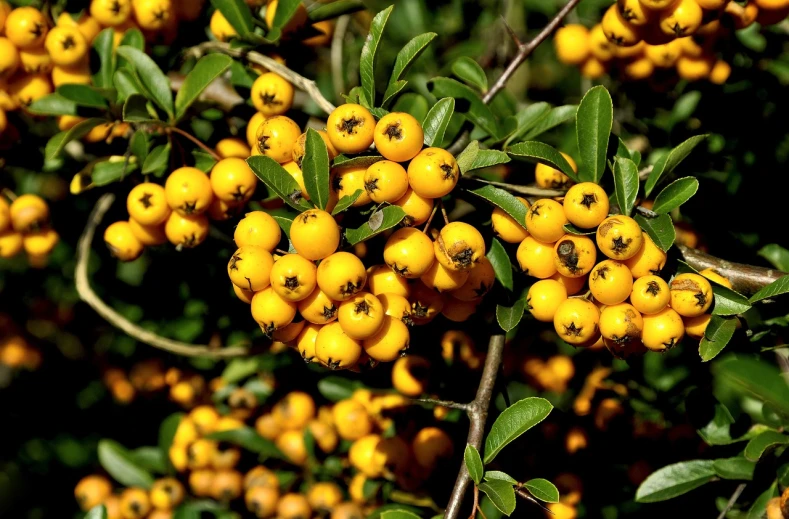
[413,398,471,411]
[168,127,221,161]
[469,485,480,519]
[444,333,506,519]
[188,41,336,115]
[1,188,17,201]
[439,199,450,225]
[678,245,786,296]
[464,177,566,197]
[716,483,746,519]
[331,15,351,104]
[75,194,251,359]
[423,205,439,234]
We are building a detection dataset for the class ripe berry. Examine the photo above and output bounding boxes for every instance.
[527,279,569,322]
[210,158,257,203]
[641,307,684,351]
[553,298,601,347]
[491,196,529,243]
[407,148,459,199]
[525,199,568,243]
[326,104,375,154]
[165,167,213,216]
[630,275,670,314]
[235,211,282,252]
[554,235,597,278]
[451,256,496,301]
[228,246,274,292]
[127,183,170,226]
[596,215,643,260]
[517,236,558,279]
[297,287,339,325]
[253,115,301,163]
[317,251,367,301]
[250,287,297,335]
[373,112,424,162]
[383,228,435,279]
[290,209,339,260]
[104,221,144,261]
[338,292,385,340]
[315,321,362,370]
[364,160,409,203]
[563,182,610,229]
[669,273,713,317]
[251,72,294,117]
[434,221,486,271]
[590,260,634,305]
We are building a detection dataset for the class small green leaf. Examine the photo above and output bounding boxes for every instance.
[747,482,778,519]
[576,86,613,184]
[123,94,158,123]
[92,159,137,186]
[496,301,523,332]
[520,104,578,142]
[175,54,233,120]
[209,0,254,37]
[484,471,518,484]
[130,130,149,165]
[86,505,108,519]
[456,140,480,175]
[714,356,789,417]
[98,439,155,489]
[247,156,313,211]
[508,141,579,183]
[750,276,789,304]
[699,316,737,362]
[221,357,261,384]
[758,244,789,272]
[613,156,639,216]
[380,510,422,519]
[563,223,595,235]
[430,77,500,139]
[308,0,366,22]
[452,57,488,91]
[273,216,293,239]
[302,128,331,210]
[359,5,393,107]
[487,238,513,291]
[119,28,144,52]
[713,457,755,480]
[113,69,143,102]
[115,46,174,120]
[466,186,526,230]
[422,98,455,147]
[383,32,437,105]
[130,446,168,474]
[57,84,108,109]
[464,445,484,486]
[271,0,304,30]
[644,135,708,197]
[478,480,516,516]
[744,431,789,461]
[634,213,675,252]
[27,93,77,115]
[711,285,752,316]
[652,177,699,214]
[331,190,363,215]
[345,206,406,245]
[524,479,559,503]
[192,150,217,173]
[697,402,737,446]
[207,427,283,459]
[45,118,107,161]
[317,376,363,402]
[158,412,183,472]
[332,154,383,169]
[469,150,510,171]
[484,397,553,463]
[635,460,715,503]
[142,143,171,177]
[92,28,115,88]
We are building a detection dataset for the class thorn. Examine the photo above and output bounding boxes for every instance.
[500,16,522,46]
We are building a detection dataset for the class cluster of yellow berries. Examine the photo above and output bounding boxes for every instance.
[75,473,187,519]
[104,158,259,260]
[0,333,41,371]
[498,162,728,357]
[210,0,333,46]
[232,102,495,370]
[101,359,216,406]
[0,193,59,266]
[553,0,789,83]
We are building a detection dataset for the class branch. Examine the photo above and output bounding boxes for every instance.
[716,483,746,519]
[187,41,336,115]
[167,127,222,161]
[463,177,566,198]
[75,194,251,359]
[412,398,471,411]
[678,245,786,296]
[444,333,506,519]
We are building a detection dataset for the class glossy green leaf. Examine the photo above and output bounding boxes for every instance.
[247,156,313,211]
[750,276,789,304]
[92,159,137,186]
[380,510,422,519]
[45,118,107,161]
[747,482,778,519]
[479,480,516,516]
[273,216,293,239]
[332,153,383,169]
[613,156,639,216]
[130,130,149,165]
[520,104,578,141]
[174,54,233,120]
[27,93,78,115]
[644,135,708,197]
[359,5,393,107]
[86,505,108,519]
[192,150,216,173]
[484,471,518,484]
[390,93,427,121]
[113,69,143,102]
[130,446,168,474]
[207,427,283,459]
[524,479,559,503]
[714,356,789,416]
[302,128,331,210]
[652,177,699,214]
[713,457,755,480]
[503,102,550,145]
[98,439,155,489]
[92,28,114,88]
[308,0,366,22]
[563,223,595,236]
[508,141,579,183]
[467,186,526,229]
[116,46,174,119]
[711,285,752,316]
[345,206,406,245]
[123,94,157,122]
[484,397,553,463]
[634,213,675,252]
[697,402,738,446]
[430,77,500,139]
[272,0,304,30]
[158,412,183,472]
[635,460,715,503]
[210,0,254,37]
[576,86,613,184]
[496,301,524,332]
[56,84,108,109]
[744,430,789,461]
[456,140,480,175]
[464,444,484,486]
[452,56,488,91]
[331,190,363,215]
[383,32,437,105]
[469,150,510,171]
[142,143,171,177]
[487,238,513,291]
[422,98,455,147]
[758,244,789,272]
[699,316,737,362]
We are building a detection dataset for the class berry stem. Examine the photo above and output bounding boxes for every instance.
[167,126,222,161]
[439,199,450,225]
[423,205,439,234]
[1,188,18,201]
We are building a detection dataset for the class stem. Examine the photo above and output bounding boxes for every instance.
[412,398,471,411]
[716,483,746,519]
[331,15,352,104]
[469,486,480,519]
[444,333,506,519]
[440,199,450,225]
[463,177,566,198]
[75,194,250,359]
[678,245,786,296]
[423,205,439,234]
[168,127,221,161]
[1,188,17,201]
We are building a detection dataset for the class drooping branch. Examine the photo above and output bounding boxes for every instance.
[75,194,251,359]
[187,41,337,115]
[678,245,785,295]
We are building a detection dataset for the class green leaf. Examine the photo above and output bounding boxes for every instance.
[563,223,595,236]
[487,238,513,291]
[308,0,366,22]
[331,190,363,215]
[697,402,738,446]
[158,412,183,471]
[209,0,254,37]
[113,69,143,102]
[524,479,559,503]
[503,103,549,145]
[45,118,106,161]
[484,397,553,463]
[130,446,168,474]
[317,376,363,402]
[142,143,171,177]
[247,156,313,212]
[508,141,579,183]
[634,214,675,252]
[119,28,145,52]
[644,135,708,197]
[575,86,613,184]
[422,98,455,147]
[711,285,752,316]
[464,445,484,486]
[27,93,77,115]
[613,156,639,217]
[484,471,518,484]
[207,427,283,459]
[130,130,149,165]
[91,28,114,89]
[467,186,526,230]
[699,316,737,362]
[652,177,699,214]
[192,150,217,173]
[86,505,108,519]
[714,356,789,416]
[635,460,715,503]
[520,104,578,141]
[456,140,480,175]
[57,85,108,109]
[92,159,137,186]
[452,57,488,91]
[758,244,789,272]
[747,482,778,519]
[750,276,789,304]
[221,357,261,384]
[333,154,384,169]
[383,32,437,105]
[115,46,174,120]
[98,439,155,489]
[345,206,406,245]
[713,457,755,480]
[478,480,516,516]
[381,81,408,108]
[430,78,500,139]
[359,5,393,107]
[174,54,233,120]
[273,216,293,239]
[302,128,331,210]
[496,301,524,332]
[744,430,789,461]
[469,150,510,171]
[271,0,303,29]
[380,510,422,519]
[123,94,158,122]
